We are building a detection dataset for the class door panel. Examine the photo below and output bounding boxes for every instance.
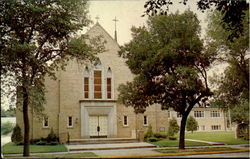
[89,115,108,137]
[99,116,108,136]
[89,116,98,136]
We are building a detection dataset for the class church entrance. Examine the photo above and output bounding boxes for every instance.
[89,115,108,138]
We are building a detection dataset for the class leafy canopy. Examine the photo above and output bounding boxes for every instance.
[118,10,213,114]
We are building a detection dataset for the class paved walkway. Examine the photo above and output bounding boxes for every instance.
[185,138,225,145]
[67,142,156,151]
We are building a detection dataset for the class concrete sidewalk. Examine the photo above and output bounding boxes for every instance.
[185,138,225,145]
[66,142,157,151]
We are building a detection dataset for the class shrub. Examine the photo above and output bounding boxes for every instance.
[144,124,153,141]
[153,132,167,139]
[1,122,14,135]
[167,118,179,137]
[49,141,59,145]
[36,140,47,145]
[11,124,23,145]
[186,116,198,133]
[148,137,159,142]
[169,136,177,140]
[47,128,58,143]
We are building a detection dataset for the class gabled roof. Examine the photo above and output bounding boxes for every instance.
[86,22,120,48]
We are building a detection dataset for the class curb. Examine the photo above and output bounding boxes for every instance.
[90,149,250,158]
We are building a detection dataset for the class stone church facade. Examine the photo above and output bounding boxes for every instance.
[16,23,169,141]
[16,23,228,142]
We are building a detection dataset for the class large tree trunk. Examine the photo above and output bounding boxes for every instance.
[22,86,30,156]
[179,113,188,149]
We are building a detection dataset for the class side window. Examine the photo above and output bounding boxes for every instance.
[43,117,49,128]
[107,68,112,99]
[68,116,73,127]
[84,67,89,98]
[123,116,128,126]
[143,116,148,126]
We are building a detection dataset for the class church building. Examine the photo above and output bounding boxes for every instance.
[16,23,169,142]
[16,23,229,143]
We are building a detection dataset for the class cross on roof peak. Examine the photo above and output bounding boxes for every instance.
[95,15,100,22]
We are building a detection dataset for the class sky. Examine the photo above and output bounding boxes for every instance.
[87,0,209,45]
[1,0,223,110]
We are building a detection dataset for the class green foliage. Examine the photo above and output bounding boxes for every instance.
[143,0,249,40]
[47,128,58,143]
[118,10,213,149]
[186,116,198,133]
[167,118,179,137]
[11,124,23,145]
[1,107,16,117]
[153,132,167,139]
[208,9,249,124]
[1,122,14,135]
[144,124,154,141]
[1,0,104,156]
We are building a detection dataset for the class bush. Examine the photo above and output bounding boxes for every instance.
[36,140,47,145]
[167,118,179,137]
[1,122,14,135]
[47,128,58,143]
[11,124,23,145]
[148,137,159,142]
[169,136,177,140]
[49,141,59,145]
[153,133,167,139]
[144,124,153,141]
[186,116,198,133]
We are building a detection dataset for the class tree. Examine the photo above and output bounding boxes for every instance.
[0,0,104,156]
[167,118,179,137]
[11,124,23,145]
[186,116,198,133]
[118,10,214,149]
[207,9,249,125]
[143,0,249,40]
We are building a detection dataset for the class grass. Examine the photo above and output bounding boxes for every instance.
[2,142,67,154]
[150,131,249,147]
[154,147,240,153]
[185,131,250,145]
[4,152,97,158]
[150,139,211,147]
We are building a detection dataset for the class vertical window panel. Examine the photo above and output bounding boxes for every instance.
[84,77,89,98]
[107,78,111,99]
[68,116,73,127]
[94,71,102,99]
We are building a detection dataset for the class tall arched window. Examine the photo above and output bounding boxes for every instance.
[83,67,90,98]
[106,68,112,99]
[94,63,102,99]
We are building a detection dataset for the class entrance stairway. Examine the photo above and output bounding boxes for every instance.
[68,137,139,145]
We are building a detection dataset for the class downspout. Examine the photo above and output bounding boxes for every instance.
[58,79,61,137]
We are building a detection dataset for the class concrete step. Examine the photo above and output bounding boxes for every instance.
[66,142,157,151]
[69,138,139,145]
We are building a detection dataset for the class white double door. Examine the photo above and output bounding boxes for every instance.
[89,115,108,137]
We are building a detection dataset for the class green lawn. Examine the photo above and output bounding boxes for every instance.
[151,139,211,147]
[185,131,250,145]
[154,147,240,153]
[2,142,67,154]
[150,131,249,147]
